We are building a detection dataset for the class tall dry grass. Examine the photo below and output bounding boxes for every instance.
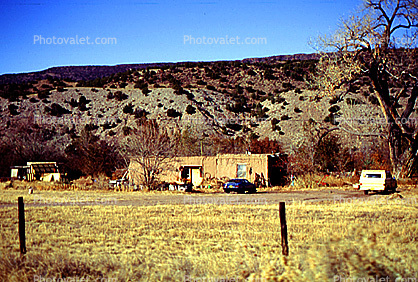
[1,190,417,281]
[292,173,355,190]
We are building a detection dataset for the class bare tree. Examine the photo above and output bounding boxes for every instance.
[313,0,418,177]
[289,119,355,174]
[122,120,175,190]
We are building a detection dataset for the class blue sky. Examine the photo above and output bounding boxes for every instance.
[0,0,362,75]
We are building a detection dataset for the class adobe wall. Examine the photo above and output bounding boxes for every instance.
[201,156,217,180]
[41,173,61,182]
[214,154,268,182]
[129,154,269,185]
[129,156,206,184]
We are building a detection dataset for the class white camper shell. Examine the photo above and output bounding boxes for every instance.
[359,170,397,195]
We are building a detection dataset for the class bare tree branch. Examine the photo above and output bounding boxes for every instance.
[121,120,175,190]
[313,0,418,177]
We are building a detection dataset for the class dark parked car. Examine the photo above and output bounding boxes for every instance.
[224,179,256,193]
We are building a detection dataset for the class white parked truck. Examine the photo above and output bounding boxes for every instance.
[359,170,397,195]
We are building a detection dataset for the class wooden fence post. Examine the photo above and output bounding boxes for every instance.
[279,202,289,256]
[18,197,26,255]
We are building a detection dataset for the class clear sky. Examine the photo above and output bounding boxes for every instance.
[0,0,362,75]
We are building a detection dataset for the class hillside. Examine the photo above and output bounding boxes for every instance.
[0,53,320,85]
[0,54,396,177]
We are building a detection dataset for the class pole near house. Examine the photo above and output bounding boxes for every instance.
[18,197,26,255]
[279,202,289,256]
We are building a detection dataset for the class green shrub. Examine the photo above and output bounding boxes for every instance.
[225,122,243,131]
[167,108,181,118]
[245,86,256,93]
[271,118,279,125]
[142,87,151,96]
[134,109,148,119]
[44,103,71,117]
[263,68,276,80]
[276,95,286,103]
[206,85,216,91]
[85,123,99,131]
[123,103,134,114]
[38,90,51,99]
[282,82,294,92]
[328,105,340,113]
[281,114,291,121]
[324,113,339,125]
[8,104,19,115]
[185,105,196,115]
[186,91,195,100]
[271,118,281,131]
[102,121,117,130]
[114,91,128,101]
[78,95,90,105]
[56,87,67,92]
[134,80,147,89]
[251,103,269,118]
[67,98,78,107]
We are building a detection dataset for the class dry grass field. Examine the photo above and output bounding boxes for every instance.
[1,186,417,281]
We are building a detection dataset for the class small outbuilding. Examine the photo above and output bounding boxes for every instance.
[11,162,61,182]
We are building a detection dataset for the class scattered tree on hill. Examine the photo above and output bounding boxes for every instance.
[77,95,90,111]
[123,103,134,114]
[225,122,243,132]
[8,104,19,116]
[185,105,196,115]
[44,103,71,117]
[142,86,151,96]
[134,80,147,89]
[114,91,128,101]
[167,108,181,118]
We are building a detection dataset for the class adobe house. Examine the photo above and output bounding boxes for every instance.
[129,153,288,187]
[11,162,61,182]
